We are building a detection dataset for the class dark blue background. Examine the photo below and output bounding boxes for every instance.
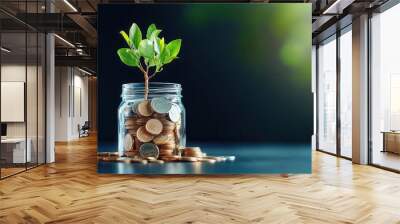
[98,4,312,147]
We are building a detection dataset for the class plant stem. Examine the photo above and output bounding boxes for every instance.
[144,66,149,100]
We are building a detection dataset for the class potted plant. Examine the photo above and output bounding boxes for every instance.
[116,22,185,159]
[117,23,181,100]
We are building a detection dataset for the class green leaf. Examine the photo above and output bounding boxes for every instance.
[120,31,131,47]
[139,39,155,59]
[117,48,139,67]
[146,24,157,39]
[160,48,170,64]
[154,37,165,55]
[147,58,156,67]
[166,39,181,58]
[129,23,142,49]
[150,29,162,40]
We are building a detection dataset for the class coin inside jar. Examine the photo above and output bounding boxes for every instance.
[168,103,181,122]
[153,134,175,145]
[123,134,135,151]
[137,100,153,117]
[139,143,160,159]
[136,126,154,142]
[145,119,163,135]
[151,97,172,114]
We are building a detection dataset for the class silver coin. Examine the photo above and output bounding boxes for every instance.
[168,103,181,122]
[151,97,172,114]
[227,156,236,161]
[139,143,160,159]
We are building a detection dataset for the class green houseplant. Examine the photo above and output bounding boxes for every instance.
[117,22,182,100]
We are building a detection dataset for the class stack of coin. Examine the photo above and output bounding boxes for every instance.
[183,147,203,157]
[122,97,183,159]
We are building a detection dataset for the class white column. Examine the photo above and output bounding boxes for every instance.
[352,14,369,164]
[45,0,55,163]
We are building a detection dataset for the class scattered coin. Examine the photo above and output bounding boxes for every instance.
[139,143,160,159]
[137,100,153,117]
[145,119,163,135]
[124,134,135,151]
[136,126,154,143]
[226,156,236,161]
[180,157,198,162]
[149,159,165,164]
[168,103,181,122]
[183,147,203,157]
[151,97,172,114]
[146,157,156,161]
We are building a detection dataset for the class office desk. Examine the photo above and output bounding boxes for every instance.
[382,131,400,154]
[1,138,31,163]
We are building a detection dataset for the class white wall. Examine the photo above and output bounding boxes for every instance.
[55,66,89,141]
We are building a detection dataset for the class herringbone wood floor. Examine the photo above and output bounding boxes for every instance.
[1,135,400,224]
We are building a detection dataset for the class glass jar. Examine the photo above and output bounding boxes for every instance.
[118,82,186,159]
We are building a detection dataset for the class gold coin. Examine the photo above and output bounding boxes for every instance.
[145,119,163,135]
[127,129,138,136]
[125,119,136,126]
[148,159,164,164]
[136,126,154,142]
[159,143,176,150]
[123,134,135,151]
[137,100,153,117]
[180,157,198,162]
[153,134,175,145]
[135,117,149,125]
[160,119,175,129]
[159,149,174,156]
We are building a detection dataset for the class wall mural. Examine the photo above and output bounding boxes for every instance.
[97,3,312,174]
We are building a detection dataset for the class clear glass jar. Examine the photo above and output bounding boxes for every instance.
[118,82,186,159]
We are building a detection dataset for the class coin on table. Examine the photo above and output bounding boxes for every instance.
[180,157,198,162]
[124,150,136,158]
[183,147,202,157]
[151,97,172,114]
[153,134,175,145]
[145,119,163,135]
[168,103,181,123]
[227,156,236,161]
[139,143,160,159]
[124,134,135,151]
[136,126,154,142]
[137,100,153,117]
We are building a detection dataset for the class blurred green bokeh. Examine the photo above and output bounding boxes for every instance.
[183,3,311,89]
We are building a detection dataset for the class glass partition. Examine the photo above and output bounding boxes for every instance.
[371,4,400,171]
[317,35,337,154]
[0,1,46,179]
[339,27,352,158]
